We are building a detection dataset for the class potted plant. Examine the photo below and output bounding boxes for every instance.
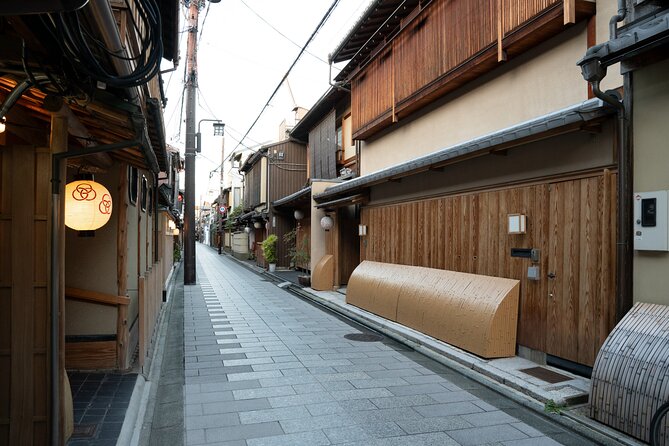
[284,228,310,286]
[261,234,278,272]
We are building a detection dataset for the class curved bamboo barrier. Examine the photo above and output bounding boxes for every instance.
[590,302,669,444]
[312,254,334,291]
[346,261,520,358]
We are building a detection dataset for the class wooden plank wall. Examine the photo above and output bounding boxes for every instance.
[308,111,337,180]
[138,260,162,367]
[360,173,616,366]
[352,0,571,138]
[268,141,307,204]
[243,163,262,210]
[0,145,51,444]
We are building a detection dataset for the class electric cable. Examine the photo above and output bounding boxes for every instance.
[230,0,342,157]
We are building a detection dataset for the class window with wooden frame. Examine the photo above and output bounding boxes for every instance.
[129,166,138,205]
[341,114,355,162]
[140,175,148,212]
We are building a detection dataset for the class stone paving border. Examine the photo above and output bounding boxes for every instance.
[179,245,613,446]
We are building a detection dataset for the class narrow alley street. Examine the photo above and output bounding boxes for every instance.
[152,245,600,446]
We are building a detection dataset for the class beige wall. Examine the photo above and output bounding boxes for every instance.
[260,157,268,205]
[633,58,669,306]
[310,181,339,271]
[65,169,119,335]
[595,0,623,92]
[360,24,595,175]
[370,122,615,205]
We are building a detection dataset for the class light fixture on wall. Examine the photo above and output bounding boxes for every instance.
[172,228,180,236]
[244,226,251,234]
[294,210,304,220]
[358,224,367,236]
[0,117,5,133]
[253,221,262,229]
[507,214,527,234]
[320,215,334,231]
[65,177,113,232]
[168,220,176,230]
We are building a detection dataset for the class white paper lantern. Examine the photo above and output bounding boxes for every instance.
[294,210,304,220]
[320,215,334,230]
[65,180,113,231]
[244,226,251,234]
[253,221,262,229]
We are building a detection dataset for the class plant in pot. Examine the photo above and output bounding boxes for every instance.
[284,228,310,286]
[261,234,278,272]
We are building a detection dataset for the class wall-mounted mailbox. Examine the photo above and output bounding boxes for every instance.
[634,190,669,251]
[511,248,532,258]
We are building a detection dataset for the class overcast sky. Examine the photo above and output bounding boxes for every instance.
[160,0,371,201]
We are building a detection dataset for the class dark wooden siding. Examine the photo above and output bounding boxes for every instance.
[360,171,616,367]
[308,111,337,180]
[268,141,307,203]
[243,162,263,210]
[351,0,593,139]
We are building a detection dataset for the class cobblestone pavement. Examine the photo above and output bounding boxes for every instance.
[183,244,597,446]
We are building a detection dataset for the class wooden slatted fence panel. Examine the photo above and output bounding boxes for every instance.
[360,173,616,366]
[138,260,163,367]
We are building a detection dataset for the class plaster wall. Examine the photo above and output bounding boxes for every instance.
[65,168,119,335]
[260,157,268,205]
[310,181,339,271]
[360,23,604,175]
[632,58,669,306]
[370,122,615,205]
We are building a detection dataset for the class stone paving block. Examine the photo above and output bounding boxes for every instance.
[349,378,409,389]
[204,422,283,442]
[387,383,451,396]
[429,391,478,404]
[238,405,311,424]
[397,415,473,434]
[185,428,205,445]
[305,399,377,416]
[323,422,405,444]
[202,398,271,415]
[186,412,240,430]
[370,394,439,409]
[331,388,394,401]
[279,413,357,433]
[292,383,326,394]
[227,370,283,382]
[186,391,234,404]
[461,410,519,427]
[268,391,334,407]
[246,430,331,446]
[366,369,426,379]
[233,386,296,400]
[502,436,562,445]
[251,361,305,372]
[448,424,529,445]
[351,407,424,424]
[415,401,484,418]
[347,432,460,446]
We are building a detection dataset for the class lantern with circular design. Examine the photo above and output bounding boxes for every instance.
[65,180,113,231]
[320,215,334,230]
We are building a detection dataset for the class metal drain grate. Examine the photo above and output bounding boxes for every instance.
[520,366,572,384]
[71,423,98,438]
[344,333,383,342]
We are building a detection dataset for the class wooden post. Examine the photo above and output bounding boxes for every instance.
[117,164,128,369]
[564,0,576,25]
[497,0,507,62]
[51,115,68,445]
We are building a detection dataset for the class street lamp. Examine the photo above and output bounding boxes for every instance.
[196,119,224,153]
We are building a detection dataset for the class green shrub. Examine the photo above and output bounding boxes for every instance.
[283,227,310,268]
[261,234,278,264]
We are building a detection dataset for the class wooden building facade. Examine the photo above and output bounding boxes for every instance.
[314,0,624,370]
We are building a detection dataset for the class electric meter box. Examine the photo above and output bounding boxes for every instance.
[634,190,669,251]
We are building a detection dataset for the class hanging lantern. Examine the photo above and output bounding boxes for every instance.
[168,220,176,230]
[65,180,113,231]
[294,210,304,220]
[320,215,334,230]
[172,228,180,235]
[253,221,262,229]
[244,226,251,234]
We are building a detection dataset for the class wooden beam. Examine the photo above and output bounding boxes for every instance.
[564,0,576,25]
[64,287,130,306]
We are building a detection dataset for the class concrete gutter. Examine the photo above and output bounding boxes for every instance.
[215,247,644,446]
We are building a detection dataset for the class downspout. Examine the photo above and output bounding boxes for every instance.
[50,139,141,446]
[609,0,628,39]
[591,80,633,323]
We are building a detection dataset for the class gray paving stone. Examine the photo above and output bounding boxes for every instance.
[246,430,331,446]
[461,410,519,426]
[239,405,311,424]
[429,391,478,403]
[204,422,283,442]
[227,370,283,382]
[279,413,356,433]
[349,378,409,389]
[323,422,405,444]
[397,415,473,434]
[502,437,562,446]
[186,412,240,429]
[331,388,394,401]
[186,391,234,404]
[415,401,484,417]
[202,398,271,415]
[448,424,528,445]
[370,394,439,409]
[387,383,451,396]
[268,391,334,407]
[344,432,460,446]
[233,386,296,400]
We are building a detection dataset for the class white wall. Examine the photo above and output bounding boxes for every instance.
[633,58,669,305]
[310,181,339,271]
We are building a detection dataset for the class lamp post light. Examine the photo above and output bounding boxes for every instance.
[196,119,224,153]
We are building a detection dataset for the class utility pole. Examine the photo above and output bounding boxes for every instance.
[184,0,200,284]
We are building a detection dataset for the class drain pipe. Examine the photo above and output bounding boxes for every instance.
[591,79,632,323]
[609,0,628,39]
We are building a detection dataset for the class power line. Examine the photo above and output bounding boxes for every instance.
[231,0,342,156]
[239,0,336,68]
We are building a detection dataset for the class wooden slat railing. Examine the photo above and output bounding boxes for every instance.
[138,260,163,366]
[64,287,130,369]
